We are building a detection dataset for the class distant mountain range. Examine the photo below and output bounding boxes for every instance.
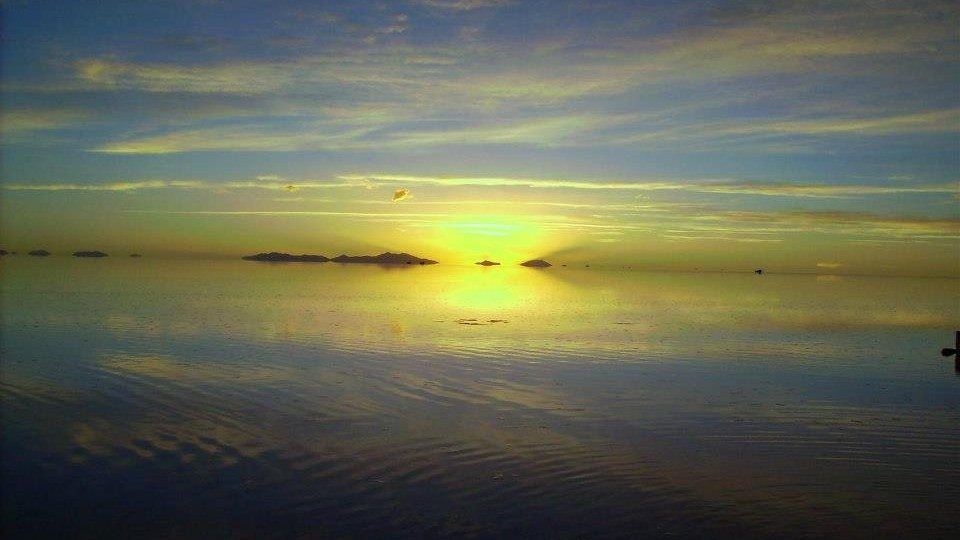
[242,251,438,265]
[242,252,330,262]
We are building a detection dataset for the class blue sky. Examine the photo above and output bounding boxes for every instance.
[1,0,958,273]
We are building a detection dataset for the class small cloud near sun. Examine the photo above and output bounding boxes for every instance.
[392,188,410,201]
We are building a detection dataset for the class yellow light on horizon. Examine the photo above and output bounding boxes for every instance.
[431,216,553,264]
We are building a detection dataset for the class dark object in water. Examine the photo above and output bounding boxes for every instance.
[942,331,960,372]
[755,269,763,274]
[939,331,960,372]
[243,252,329,262]
[73,251,108,257]
[476,260,500,266]
[28,249,51,256]
[330,252,437,265]
[0,249,7,256]
[520,259,552,267]
[129,253,142,258]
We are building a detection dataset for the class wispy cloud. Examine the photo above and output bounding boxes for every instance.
[90,113,634,154]
[416,0,511,10]
[692,181,959,198]
[2,180,206,191]
[2,179,363,192]
[338,174,687,191]
[341,174,958,198]
[8,175,955,202]
[705,210,960,240]
[719,109,960,136]
[0,108,89,137]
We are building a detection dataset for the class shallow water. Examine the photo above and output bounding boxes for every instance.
[1,258,958,539]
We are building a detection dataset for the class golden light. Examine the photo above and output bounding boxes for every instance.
[432,215,550,264]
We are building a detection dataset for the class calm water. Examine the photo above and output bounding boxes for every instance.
[1,258,958,539]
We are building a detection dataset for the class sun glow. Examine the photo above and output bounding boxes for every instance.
[431,216,553,264]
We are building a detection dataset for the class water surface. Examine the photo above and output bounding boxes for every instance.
[2,258,958,538]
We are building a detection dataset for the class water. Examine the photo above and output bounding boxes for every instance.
[1,257,958,539]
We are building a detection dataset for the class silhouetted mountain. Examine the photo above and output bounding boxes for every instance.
[242,252,329,262]
[73,251,108,257]
[29,249,51,256]
[331,252,437,265]
[475,260,500,266]
[520,259,552,267]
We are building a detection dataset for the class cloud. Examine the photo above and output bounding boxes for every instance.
[341,174,959,198]
[92,123,382,154]
[2,180,206,192]
[8,175,956,206]
[416,0,511,10]
[0,108,89,136]
[707,210,960,240]
[89,113,636,154]
[662,234,783,243]
[338,174,687,191]
[817,262,843,269]
[691,181,959,198]
[718,109,960,136]
[75,59,294,94]
[2,178,363,192]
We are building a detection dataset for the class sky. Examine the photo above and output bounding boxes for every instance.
[1,0,958,275]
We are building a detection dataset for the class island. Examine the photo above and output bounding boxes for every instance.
[331,252,437,265]
[29,249,51,256]
[129,253,142,258]
[73,251,108,257]
[475,260,500,266]
[242,252,330,262]
[520,259,552,267]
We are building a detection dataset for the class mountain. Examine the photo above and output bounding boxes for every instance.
[520,259,552,267]
[475,260,501,266]
[331,252,437,265]
[73,251,108,257]
[242,252,329,262]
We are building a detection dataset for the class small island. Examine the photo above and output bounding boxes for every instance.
[475,260,500,266]
[242,252,329,262]
[130,253,142,258]
[29,249,51,256]
[520,259,552,267]
[331,252,437,265]
[73,251,108,258]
